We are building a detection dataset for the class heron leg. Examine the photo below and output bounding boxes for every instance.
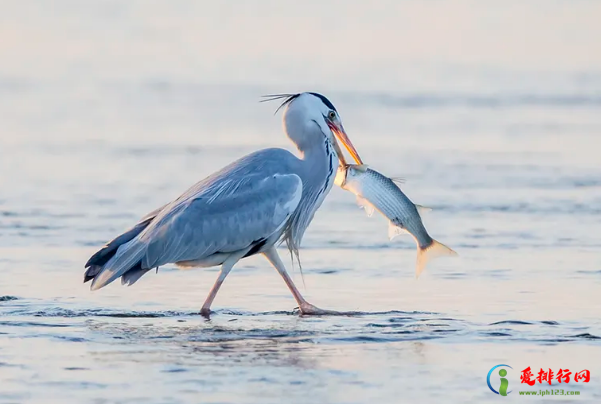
[200,248,249,317]
[263,247,339,315]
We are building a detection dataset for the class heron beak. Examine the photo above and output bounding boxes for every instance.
[328,122,364,165]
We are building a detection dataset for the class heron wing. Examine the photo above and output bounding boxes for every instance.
[142,172,302,267]
[88,148,305,290]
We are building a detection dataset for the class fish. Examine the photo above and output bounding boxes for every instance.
[335,164,457,277]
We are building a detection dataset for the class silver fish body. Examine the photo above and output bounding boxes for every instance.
[335,164,457,276]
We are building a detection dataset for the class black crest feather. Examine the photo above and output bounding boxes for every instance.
[260,92,337,114]
[260,93,301,115]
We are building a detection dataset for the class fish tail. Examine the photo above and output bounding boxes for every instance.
[415,239,457,278]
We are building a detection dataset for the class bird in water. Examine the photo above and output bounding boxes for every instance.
[84,92,363,316]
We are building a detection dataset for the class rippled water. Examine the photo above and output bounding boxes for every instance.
[2,1,601,403]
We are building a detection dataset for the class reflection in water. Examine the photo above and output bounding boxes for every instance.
[2,297,601,403]
[3,301,600,346]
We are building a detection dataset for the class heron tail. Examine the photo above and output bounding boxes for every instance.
[85,210,159,288]
[415,239,457,278]
[90,239,147,291]
[120,264,153,286]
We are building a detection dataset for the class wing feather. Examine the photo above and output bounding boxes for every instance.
[140,173,302,269]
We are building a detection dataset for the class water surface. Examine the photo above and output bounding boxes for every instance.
[1,1,601,403]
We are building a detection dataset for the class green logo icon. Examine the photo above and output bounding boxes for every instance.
[487,364,512,396]
[499,368,509,396]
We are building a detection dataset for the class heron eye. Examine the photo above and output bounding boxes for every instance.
[328,111,336,120]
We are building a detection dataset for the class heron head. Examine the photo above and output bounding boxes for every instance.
[264,92,363,165]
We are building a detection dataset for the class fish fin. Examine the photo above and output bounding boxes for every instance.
[391,177,406,185]
[388,222,406,240]
[356,196,375,217]
[354,164,369,172]
[415,204,433,215]
[415,240,458,278]
[334,166,347,187]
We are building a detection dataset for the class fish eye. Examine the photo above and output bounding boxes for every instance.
[328,111,336,120]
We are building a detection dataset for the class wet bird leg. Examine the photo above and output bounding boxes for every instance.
[263,247,339,315]
[200,248,250,317]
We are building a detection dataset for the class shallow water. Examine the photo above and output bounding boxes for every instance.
[2,1,601,403]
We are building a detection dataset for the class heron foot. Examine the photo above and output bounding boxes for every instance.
[298,302,340,316]
[199,307,212,318]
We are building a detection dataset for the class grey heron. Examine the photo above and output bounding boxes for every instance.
[84,92,363,316]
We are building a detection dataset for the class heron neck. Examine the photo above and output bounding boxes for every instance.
[284,139,337,260]
[298,140,337,189]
